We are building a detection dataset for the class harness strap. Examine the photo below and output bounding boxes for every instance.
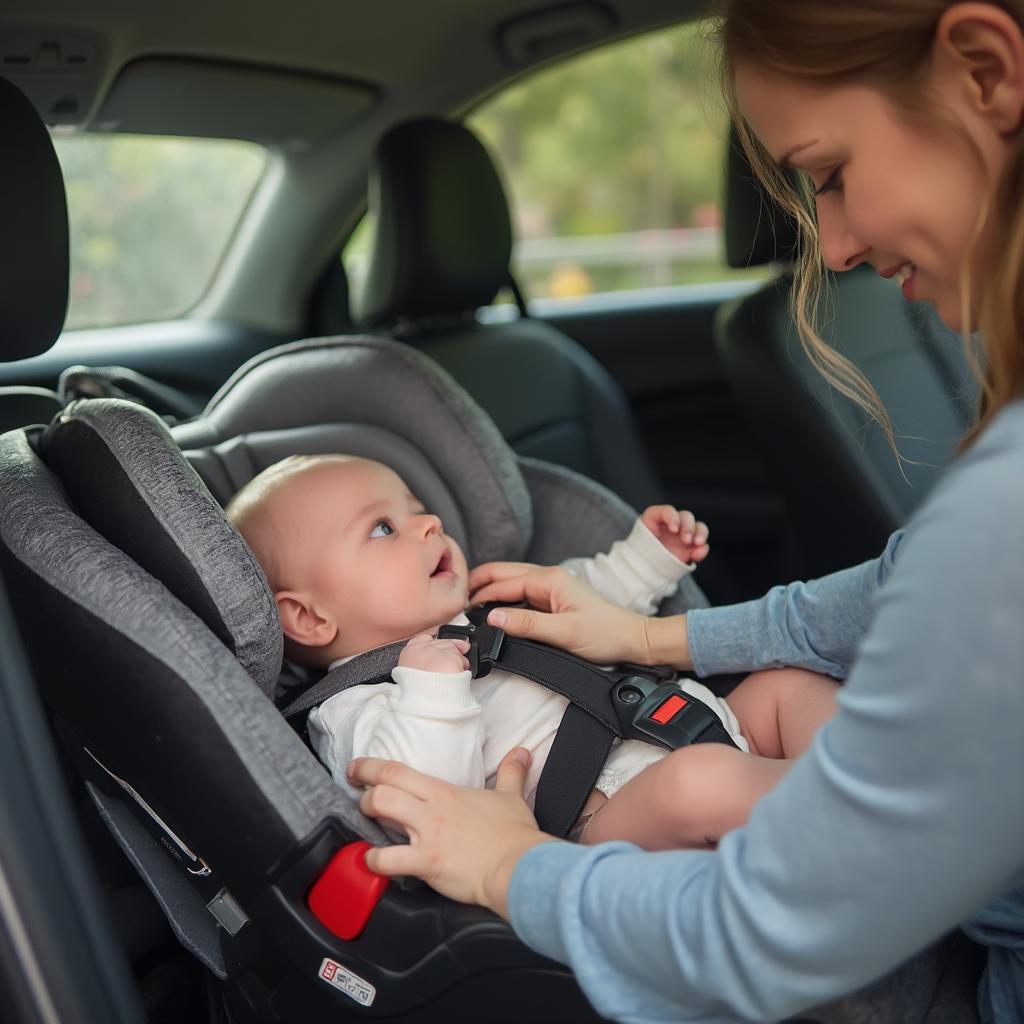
[281,611,738,839]
[533,704,615,837]
[281,640,406,720]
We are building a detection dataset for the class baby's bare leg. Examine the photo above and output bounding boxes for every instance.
[582,743,790,850]
[725,667,839,759]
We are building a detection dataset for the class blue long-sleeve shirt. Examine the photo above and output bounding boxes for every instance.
[508,399,1024,1023]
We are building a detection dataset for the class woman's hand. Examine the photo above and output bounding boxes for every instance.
[348,748,553,919]
[469,562,690,667]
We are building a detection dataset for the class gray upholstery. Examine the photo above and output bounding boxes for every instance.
[43,399,283,696]
[0,428,382,851]
[352,117,512,325]
[174,335,534,565]
[349,117,667,512]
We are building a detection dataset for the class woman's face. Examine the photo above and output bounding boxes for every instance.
[734,62,1011,332]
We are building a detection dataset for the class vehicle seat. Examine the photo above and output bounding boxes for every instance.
[714,131,977,579]
[2,336,707,1021]
[349,116,666,512]
[0,76,65,428]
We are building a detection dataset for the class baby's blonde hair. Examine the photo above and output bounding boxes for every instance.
[226,453,356,591]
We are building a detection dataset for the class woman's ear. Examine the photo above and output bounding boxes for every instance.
[935,2,1024,135]
[275,591,339,648]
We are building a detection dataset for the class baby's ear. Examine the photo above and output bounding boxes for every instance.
[275,591,338,648]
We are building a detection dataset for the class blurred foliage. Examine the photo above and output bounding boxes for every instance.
[53,134,267,330]
[466,19,767,300]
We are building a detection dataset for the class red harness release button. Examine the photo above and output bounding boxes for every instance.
[308,841,387,940]
[650,693,688,725]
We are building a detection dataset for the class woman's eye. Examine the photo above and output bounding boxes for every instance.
[813,166,843,197]
[369,520,394,538]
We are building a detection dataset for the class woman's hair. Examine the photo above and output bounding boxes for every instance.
[713,0,1024,448]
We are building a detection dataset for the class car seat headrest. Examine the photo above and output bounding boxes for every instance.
[172,336,534,566]
[40,400,284,695]
[0,77,69,360]
[352,117,513,328]
[724,126,799,269]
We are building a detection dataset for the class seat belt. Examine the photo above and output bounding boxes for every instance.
[281,609,737,837]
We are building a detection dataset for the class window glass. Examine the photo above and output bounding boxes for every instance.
[53,133,268,329]
[468,20,767,303]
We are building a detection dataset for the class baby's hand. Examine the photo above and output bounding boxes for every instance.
[398,632,471,674]
[641,505,710,564]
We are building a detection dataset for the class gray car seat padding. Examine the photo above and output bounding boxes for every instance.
[41,400,283,696]
[173,336,533,566]
[0,429,384,856]
[187,424,474,559]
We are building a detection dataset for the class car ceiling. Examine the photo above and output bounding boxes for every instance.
[1,0,711,334]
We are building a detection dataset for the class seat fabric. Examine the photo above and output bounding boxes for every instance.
[350,116,666,511]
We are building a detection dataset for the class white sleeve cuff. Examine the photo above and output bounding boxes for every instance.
[628,519,696,582]
[390,666,478,714]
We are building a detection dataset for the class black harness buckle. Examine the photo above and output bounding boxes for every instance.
[436,622,506,678]
[612,677,738,751]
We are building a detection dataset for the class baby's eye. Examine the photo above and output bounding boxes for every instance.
[369,520,394,538]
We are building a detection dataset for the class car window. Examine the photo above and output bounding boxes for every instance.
[53,133,267,330]
[468,20,767,305]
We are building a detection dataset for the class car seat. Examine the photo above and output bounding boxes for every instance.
[349,116,667,513]
[1,336,711,1022]
[714,130,978,579]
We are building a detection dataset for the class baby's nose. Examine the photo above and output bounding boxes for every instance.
[418,513,443,536]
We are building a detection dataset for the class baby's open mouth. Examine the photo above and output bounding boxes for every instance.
[431,549,453,577]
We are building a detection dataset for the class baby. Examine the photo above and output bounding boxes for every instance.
[227,454,839,849]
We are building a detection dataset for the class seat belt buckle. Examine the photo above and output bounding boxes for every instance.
[436,622,505,678]
[612,678,737,751]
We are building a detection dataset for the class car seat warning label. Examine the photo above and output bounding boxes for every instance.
[318,958,376,1006]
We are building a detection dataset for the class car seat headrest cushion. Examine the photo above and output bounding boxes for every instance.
[40,400,283,695]
[174,336,533,565]
[352,117,513,327]
[0,77,69,360]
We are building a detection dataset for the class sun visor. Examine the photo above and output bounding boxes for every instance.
[94,57,376,148]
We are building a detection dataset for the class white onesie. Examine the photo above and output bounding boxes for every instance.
[308,520,747,808]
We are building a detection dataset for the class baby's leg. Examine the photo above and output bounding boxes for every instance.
[582,743,790,850]
[725,667,839,759]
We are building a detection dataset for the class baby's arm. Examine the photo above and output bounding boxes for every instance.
[561,511,704,615]
[308,635,485,796]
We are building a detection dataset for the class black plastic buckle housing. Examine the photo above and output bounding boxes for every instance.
[612,677,736,751]
[436,622,506,678]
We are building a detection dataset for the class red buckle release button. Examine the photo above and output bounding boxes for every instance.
[650,693,688,725]
[307,841,387,940]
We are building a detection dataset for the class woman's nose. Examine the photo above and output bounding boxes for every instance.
[817,203,869,272]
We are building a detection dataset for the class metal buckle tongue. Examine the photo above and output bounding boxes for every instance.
[436,621,505,678]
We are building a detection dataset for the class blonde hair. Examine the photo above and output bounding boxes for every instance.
[226,453,355,590]
[713,0,1024,449]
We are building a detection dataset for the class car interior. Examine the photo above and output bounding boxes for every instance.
[0,1,984,1021]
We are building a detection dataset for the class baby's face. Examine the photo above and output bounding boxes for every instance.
[277,459,469,656]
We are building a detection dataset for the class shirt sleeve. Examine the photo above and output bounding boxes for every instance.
[562,519,694,615]
[508,412,1024,1023]
[307,667,485,795]
[686,529,904,679]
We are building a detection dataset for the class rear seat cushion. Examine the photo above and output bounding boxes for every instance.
[40,401,283,696]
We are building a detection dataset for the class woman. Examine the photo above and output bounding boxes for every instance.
[348,2,1024,1020]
